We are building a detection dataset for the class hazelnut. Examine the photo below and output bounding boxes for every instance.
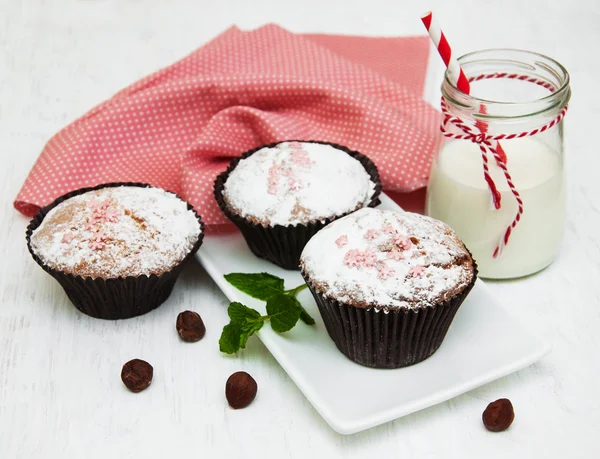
[176,310,206,342]
[482,398,515,432]
[226,371,257,409]
[121,359,153,393]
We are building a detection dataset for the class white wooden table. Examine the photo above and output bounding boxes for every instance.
[1,0,598,457]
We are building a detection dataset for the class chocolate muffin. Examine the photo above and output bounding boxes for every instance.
[27,183,203,319]
[214,140,381,269]
[300,208,476,368]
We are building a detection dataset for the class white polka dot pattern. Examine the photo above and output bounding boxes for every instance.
[14,25,441,229]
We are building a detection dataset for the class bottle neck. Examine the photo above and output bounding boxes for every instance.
[441,49,570,133]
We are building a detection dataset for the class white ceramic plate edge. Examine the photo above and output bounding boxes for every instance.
[330,280,552,433]
[196,194,551,434]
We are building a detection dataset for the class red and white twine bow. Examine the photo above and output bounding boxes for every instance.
[440,73,568,258]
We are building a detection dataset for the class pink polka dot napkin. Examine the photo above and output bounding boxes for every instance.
[14,24,441,229]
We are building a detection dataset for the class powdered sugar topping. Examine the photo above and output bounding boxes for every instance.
[377,263,396,280]
[30,186,202,279]
[300,208,475,310]
[223,142,376,226]
[387,248,404,261]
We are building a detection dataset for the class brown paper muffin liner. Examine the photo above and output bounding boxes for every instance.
[301,261,478,369]
[26,182,205,320]
[214,140,382,270]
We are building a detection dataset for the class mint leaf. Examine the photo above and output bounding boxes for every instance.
[290,297,316,325]
[266,294,301,333]
[239,318,264,348]
[219,323,243,354]
[228,301,261,324]
[220,303,266,353]
[299,309,316,325]
[282,283,315,325]
[225,273,285,300]
[241,317,265,335]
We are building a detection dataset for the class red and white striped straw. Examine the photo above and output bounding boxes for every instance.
[421,11,522,259]
[421,11,471,94]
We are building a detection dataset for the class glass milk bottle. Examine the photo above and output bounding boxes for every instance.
[426,49,571,279]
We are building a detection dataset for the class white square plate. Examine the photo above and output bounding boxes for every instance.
[195,194,550,435]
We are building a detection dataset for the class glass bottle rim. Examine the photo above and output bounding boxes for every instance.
[442,48,571,118]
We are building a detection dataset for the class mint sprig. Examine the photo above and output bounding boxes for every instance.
[219,273,316,354]
[224,272,315,326]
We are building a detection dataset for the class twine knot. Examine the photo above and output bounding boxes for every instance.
[438,73,568,258]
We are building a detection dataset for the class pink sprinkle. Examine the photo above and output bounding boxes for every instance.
[269,164,282,176]
[335,235,348,248]
[344,249,363,268]
[105,207,120,223]
[387,248,404,261]
[88,240,105,250]
[89,198,111,212]
[408,265,426,277]
[362,248,378,267]
[382,224,395,235]
[394,235,412,251]
[88,213,103,223]
[281,167,294,177]
[378,264,396,280]
[288,178,302,191]
[92,230,107,242]
[364,229,380,240]
[85,213,105,230]
[288,142,303,149]
[88,198,102,210]
[291,149,313,167]
[344,248,378,268]
[61,232,75,244]
[88,230,108,250]
[267,164,282,195]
